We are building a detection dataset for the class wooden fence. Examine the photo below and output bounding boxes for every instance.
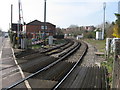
[112,41,120,88]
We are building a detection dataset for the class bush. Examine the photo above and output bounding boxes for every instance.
[53,35,64,39]
[84,31,95,38]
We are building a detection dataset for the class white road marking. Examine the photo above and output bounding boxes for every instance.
[11,47,32,89]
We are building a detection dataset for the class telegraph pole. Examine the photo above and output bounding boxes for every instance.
[11,4,13,30]
[44,0,46,45]
[17,0,22,48]
[102,2,106,40]
[17,0,21,46]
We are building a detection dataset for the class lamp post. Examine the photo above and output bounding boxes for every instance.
[118,1,120,14]
[102,2,106,40]
[43,0,46,45]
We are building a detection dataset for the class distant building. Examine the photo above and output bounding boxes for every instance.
[118,1,120,14]
[66,26,95,32]
[96,31,102,40]
[25,20,56,38]
[76,34,84,40]
[84,26,95,31]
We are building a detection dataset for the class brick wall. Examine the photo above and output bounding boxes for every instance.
[26,23,56,38]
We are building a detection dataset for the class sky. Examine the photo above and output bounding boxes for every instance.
[0,0,119,32]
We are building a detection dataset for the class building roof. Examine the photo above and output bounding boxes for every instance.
[26,20,42,25]
[26,19,56,26]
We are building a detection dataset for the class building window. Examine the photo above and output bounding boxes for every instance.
[41,26,47,29]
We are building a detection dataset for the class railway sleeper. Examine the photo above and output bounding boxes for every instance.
[29,61,75,82]
[21,56,57,73]
[58,66,108,89]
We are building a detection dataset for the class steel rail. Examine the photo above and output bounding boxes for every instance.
[2,40,73,77]
[52,42,88,90]
[3,41,80,90]
[41,39,70,53]
[15,39,70,58]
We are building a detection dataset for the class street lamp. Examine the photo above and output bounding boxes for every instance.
[102,2,106,40]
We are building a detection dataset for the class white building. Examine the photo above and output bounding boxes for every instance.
[118,1,120,14]
[76,34,83,40]
[96,32,102,40]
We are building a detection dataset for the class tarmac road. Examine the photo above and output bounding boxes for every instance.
[0,36,4,50]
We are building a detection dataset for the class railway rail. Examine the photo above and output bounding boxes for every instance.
[2,39,80,89]
[2,39,107,89]
[1,39,71,72]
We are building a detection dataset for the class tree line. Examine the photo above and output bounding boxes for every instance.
[56,14,120,39]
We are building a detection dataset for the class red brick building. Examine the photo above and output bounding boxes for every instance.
[25,20,56,38]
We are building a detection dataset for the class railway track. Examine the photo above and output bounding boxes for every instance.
[3,39,88,89]
[1,39,71,73]
[2,39,108,89]
[53,41,88,89]
[2,39,80,88]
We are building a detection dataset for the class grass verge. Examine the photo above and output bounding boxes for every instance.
[83,39,105,52]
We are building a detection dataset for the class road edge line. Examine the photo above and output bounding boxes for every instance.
[11,47,32,89]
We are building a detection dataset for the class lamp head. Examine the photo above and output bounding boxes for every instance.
[103,2,106,9]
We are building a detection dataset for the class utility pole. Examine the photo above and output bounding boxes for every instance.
[11,4,13,30]
[18,0,27,49]
[44,0,46,45]
[17,0,21,47]
[102,2,106,40]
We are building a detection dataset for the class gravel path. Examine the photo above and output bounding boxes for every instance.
[81,41,105,67]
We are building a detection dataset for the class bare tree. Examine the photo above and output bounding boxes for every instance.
[0,28,2,37]
[56,27,64,35]
[96,21,114,38]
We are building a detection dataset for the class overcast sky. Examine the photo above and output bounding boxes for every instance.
[0,0,119,31]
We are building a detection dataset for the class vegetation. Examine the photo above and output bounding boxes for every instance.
[83,39,105,52]
[112,14,120,38]
[56,27,64,35]
[84,31,96,39]
[0,29,2,36]
[31,44,42,49]
[54,39,66,44]
[100,13,120,88]
[106,22,114,38]
[101,57,113,87]
[31,39,66,49]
